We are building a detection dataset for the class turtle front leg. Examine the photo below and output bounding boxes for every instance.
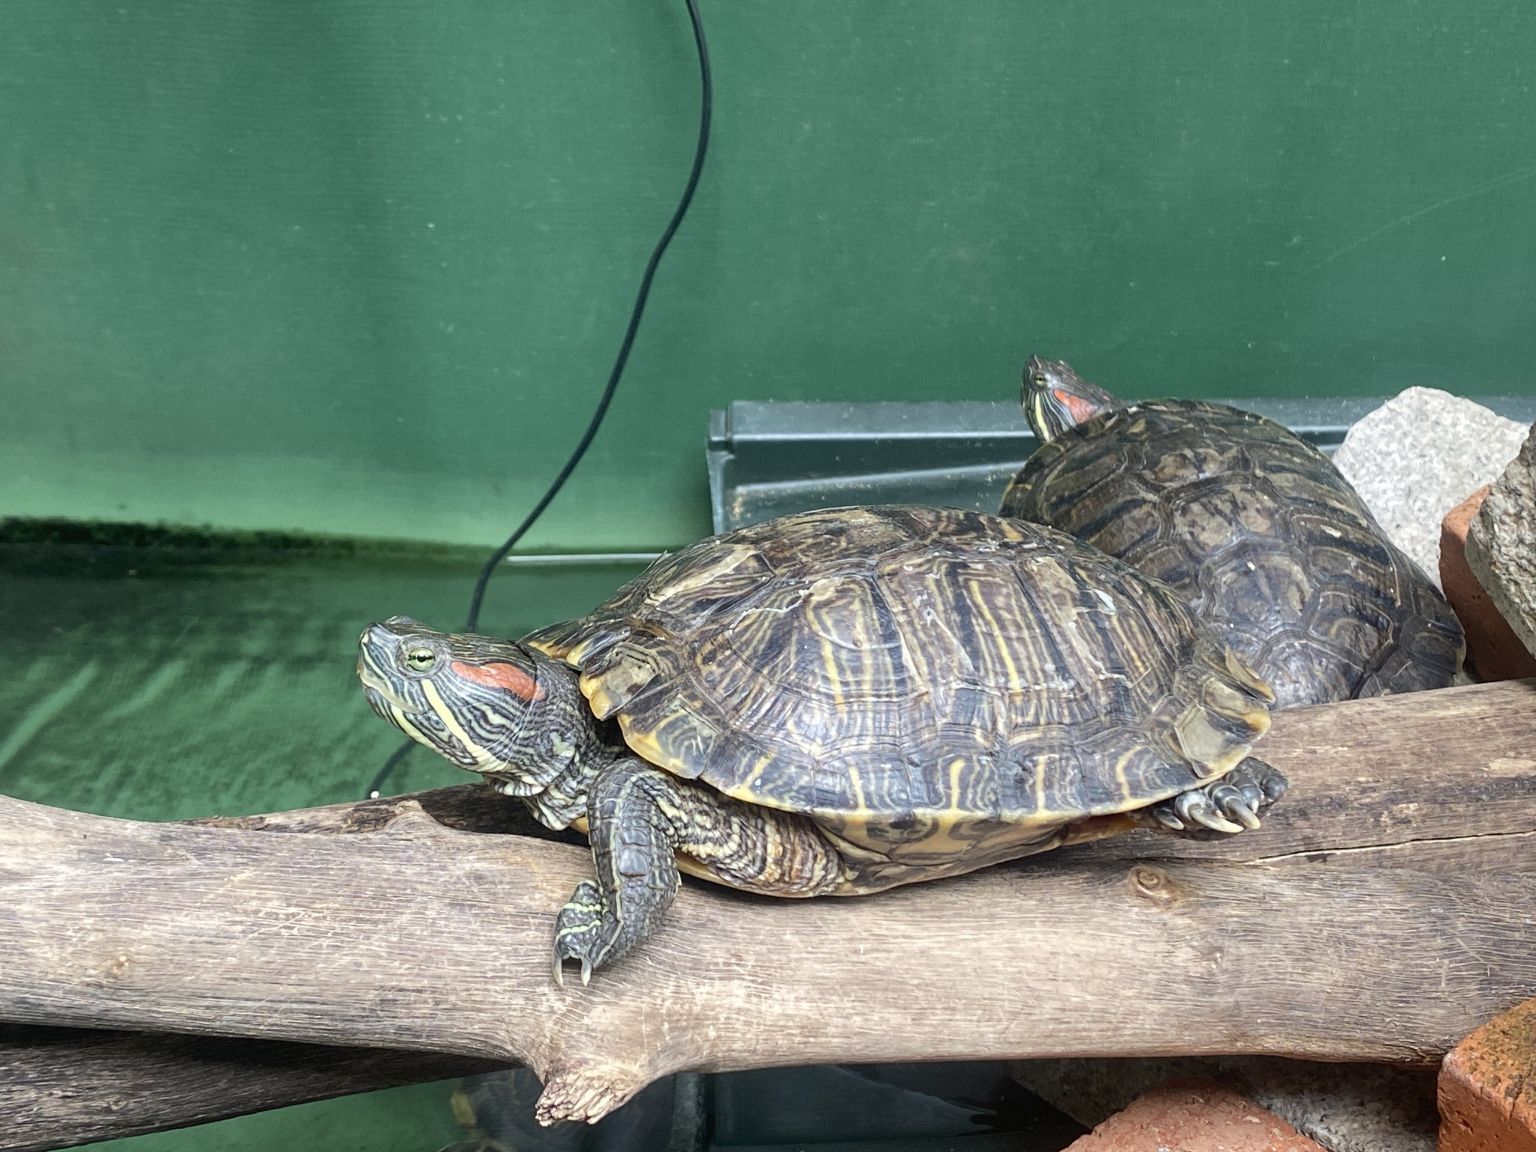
[553,758,848,985]
[1144,757,1290,836]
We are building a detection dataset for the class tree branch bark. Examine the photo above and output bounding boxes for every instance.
[0,1026,501,1152]
[1,678,1533,1146]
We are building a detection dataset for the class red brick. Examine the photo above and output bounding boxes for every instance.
[1064,1083,1326,1151]
[1439,997,1536,1152]
[1440,486,1536,681]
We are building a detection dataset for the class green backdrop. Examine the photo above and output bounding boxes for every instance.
[6,0,1535,553]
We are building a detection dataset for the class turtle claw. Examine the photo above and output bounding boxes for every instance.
[1223,796,1261,830]
[1148,757,1288,839]
[1233,776,1264,814]
[552,956,592,987]
[1151,807,1186,832]
[1227,757,1290,809]
[552,879,615,987]
[1207,778,1262,830]
[551,950,581,988]
[1174,789,1244,834]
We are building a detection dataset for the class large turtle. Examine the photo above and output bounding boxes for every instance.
[1000,357,1464,707]
[357,504,1286,984]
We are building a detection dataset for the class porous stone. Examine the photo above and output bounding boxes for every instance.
[1465,421,1536,666]
[1441,487,1536,680]
[1331,388,1528,589]
[1438,997,1536,1152]
[1064,1084,1326,1151]
[1008,1057,1436,1152]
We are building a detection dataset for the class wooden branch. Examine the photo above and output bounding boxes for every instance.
[0,678,1532,1139]
[1073,674,1536,871]
[0,1026,501,1152]
[0,795,586,1151]
[0,794,561,1152]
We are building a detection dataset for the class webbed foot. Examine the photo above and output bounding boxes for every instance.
[552,880,617,987]
[1148,757,1289,836]
[550,756,846,985]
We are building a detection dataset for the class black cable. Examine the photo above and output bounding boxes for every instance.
[366,0,713,798]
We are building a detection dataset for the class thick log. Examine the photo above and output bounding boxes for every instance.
[1077,675,1536,871]
[0,1027,501,1152]
[0,679,1533,1142]
[0,791,556,1152]
[0,796,573,1152]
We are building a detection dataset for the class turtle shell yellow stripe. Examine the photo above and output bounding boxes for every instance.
[525,505,1272,847]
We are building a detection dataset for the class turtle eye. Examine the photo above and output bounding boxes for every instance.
[404,647,437,672]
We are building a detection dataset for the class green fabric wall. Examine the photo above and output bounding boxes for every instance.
[6,0,1535,552]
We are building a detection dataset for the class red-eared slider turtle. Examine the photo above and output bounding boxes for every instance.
[1001,357,1464,707]
[357,504,1286,984]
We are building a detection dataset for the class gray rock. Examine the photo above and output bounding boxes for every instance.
[1007,1057,1437,1152]
[1332,388,1529,589]
[1466,421,1536,661]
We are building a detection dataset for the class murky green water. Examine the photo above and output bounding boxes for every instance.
[0,543,648,821]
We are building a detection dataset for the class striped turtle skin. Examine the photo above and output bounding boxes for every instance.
[359,504,1286,984]
[1001,357,1464,708]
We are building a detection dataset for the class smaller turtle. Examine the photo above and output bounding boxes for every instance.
[358,505,1287,985]
[1001,356,1464,707]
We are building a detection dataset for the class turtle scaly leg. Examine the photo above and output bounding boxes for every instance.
[1144,757,1290,835]
[554,757,849,984]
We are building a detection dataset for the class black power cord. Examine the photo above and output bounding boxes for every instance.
[365,0,713,798]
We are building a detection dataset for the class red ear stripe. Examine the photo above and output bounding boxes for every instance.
[1056,388,1102,425]
[450,660,542,701]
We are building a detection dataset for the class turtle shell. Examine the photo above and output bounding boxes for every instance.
[525,505,1271,862]
[1000,400,1463,707]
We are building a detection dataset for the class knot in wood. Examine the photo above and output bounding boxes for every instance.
[1128,865,1180,908]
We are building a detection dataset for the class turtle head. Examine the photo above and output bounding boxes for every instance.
[1022,356,1121,443]
[357,616,547,778]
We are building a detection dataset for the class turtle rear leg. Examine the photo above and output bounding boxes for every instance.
[554,757,848,985]
[1144,757,1289,836]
